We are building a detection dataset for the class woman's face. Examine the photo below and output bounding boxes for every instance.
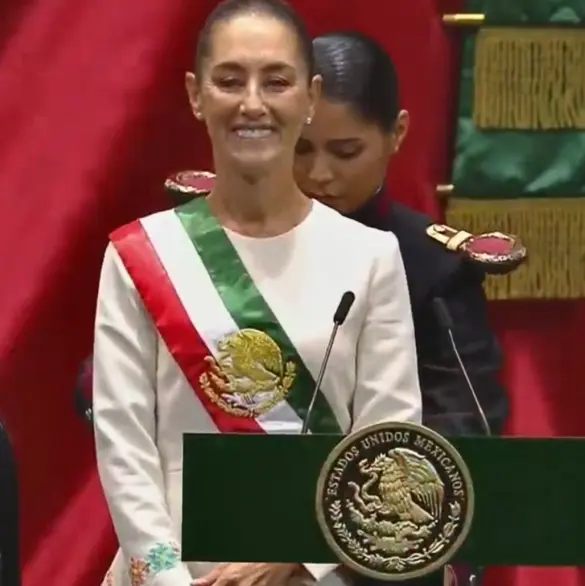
[294,98,408,214]
[186,13,320,174]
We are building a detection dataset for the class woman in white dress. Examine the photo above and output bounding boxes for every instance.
[93,1,422,586]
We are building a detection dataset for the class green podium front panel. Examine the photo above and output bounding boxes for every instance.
[182,434,585,566]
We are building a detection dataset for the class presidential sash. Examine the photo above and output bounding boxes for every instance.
[111,198,341,435]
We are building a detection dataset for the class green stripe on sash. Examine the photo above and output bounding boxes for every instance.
[175,197,341,434]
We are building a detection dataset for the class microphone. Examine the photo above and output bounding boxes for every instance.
[432,298,490,586]
[431,297,492,437]
[300,291,355,435]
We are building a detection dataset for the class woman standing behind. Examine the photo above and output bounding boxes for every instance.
[294,31,508,438]
[93,4,421,586]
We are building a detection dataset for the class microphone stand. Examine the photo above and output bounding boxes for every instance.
[432,298,492,585]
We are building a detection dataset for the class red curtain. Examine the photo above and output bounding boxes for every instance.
[0,1,583,586]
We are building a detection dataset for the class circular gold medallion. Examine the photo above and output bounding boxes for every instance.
[316,422,474,581]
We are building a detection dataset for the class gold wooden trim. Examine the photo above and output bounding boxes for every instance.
[442,13,485,26]
[436,184,453,207]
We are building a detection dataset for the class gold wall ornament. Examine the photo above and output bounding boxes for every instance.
[316,422,474,581]
[199,329,296,417]
[442,13,485,26]
[436,184,454,195]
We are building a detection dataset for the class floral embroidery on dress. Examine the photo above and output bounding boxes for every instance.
[129,557,149,586]
[128,541,181,585]
[146,541,181,573]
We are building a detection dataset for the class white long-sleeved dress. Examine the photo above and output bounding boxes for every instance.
[93,199,422,586]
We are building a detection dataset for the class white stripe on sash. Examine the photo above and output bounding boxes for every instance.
[141,211,303,433]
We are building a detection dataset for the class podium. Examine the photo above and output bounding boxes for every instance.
[181,429,585,583]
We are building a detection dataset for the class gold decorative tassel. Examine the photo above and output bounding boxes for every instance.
[446,198,585,299]
[473,28,585,129]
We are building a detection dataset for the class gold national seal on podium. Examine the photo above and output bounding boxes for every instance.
[316,422,474,581]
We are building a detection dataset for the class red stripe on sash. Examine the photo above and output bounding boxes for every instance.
[111,220,263,433]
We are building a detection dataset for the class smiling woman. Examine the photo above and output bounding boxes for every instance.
[92,1,422,586]
[185,0,318,182]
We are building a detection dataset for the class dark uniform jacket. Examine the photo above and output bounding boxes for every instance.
[349,192,509,437]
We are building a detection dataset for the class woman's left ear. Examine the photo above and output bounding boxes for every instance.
[307,74,322,122]
[392,110,410,153]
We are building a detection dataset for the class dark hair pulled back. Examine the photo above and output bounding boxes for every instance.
[195,0,314,81]
[313,31,399,131]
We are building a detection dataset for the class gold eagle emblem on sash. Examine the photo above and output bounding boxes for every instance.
[199,329,296,417]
